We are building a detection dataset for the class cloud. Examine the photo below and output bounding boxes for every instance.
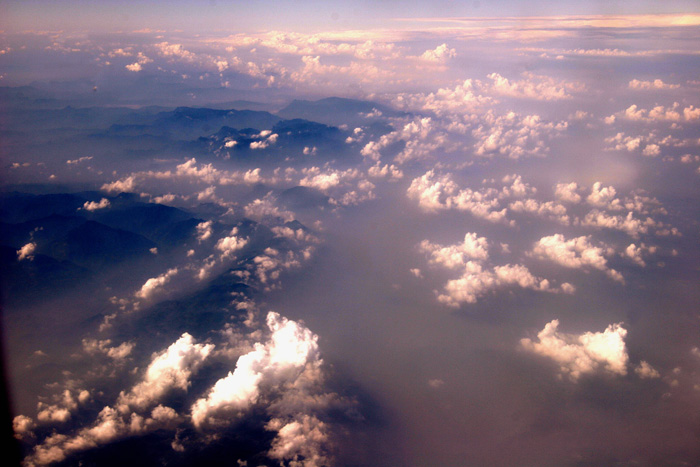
[266,415,330,467]
[289,54,391,89]
[629,79,680,90]
[580,210,655,238]
[508,198,570,225]
[135,268,179,300]
[101,176,137,193]
[298,166,375,207]
[367,162,404,180]
[471,111,567,159]
[117,333,214,412]
[393,79,491,116]
[249,131,278,150]
[36,389,84,424]
[82,338,134,361]
[66,156,93,165]
[486,72,584,100]
[17,242,36,261]
[635,361,660,379]
[420,43,456,63]
[521,320,629,380]
[243,193,295,222]
[300,167,350,191]
[13,415,36,439]
[625,243,646,266]
[360,116,444,164]
[155,42,196,61]
[26,403,181,466]
[586,182,623,210]
[81,198,111,211]
[608,102,699,123]
[554,182,581,204]
[125,52,153,72]
[215,228,248,258]
[531,234,623,282]
[437,262,560,307]
[406,170,507,222]
[420,231,571,307]
[248,248,308,288]
[196,220,213,242]
[499,174,536,199]
[101,159,269,197]
[190,311,321,429]
[271,226,320,244]
[419,232,490,268]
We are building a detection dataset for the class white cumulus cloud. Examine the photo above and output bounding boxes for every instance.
[191,311,321,429]
[521,319,629,380]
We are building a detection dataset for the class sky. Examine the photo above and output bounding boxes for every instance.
[2,2,700,467]
[3,0,700,33]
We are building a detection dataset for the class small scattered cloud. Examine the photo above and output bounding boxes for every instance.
[17,242,36,261]
[81,198,111,211]
[135,268,179,300]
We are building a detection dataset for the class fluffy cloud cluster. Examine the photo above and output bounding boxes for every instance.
[418,232,573,307]
[191,312,341,466]
[388,85,568,161]
[628,78,680,90]
[393,79,491,116]
[215,227,248,258]
[36,389,90,424]
[23,333,213,465]
[581,210,660,238]
[101,158,266,195]
[191,312,319,427]
[82,338,135,362]
[521,320,629,380]
[508,198,570,225]
[360,116,454,164]
[393,71,583,117]
[299,166,376,206]
[135,267,179,300]
[608,102,700,123]
[125,52,153,72]
[242,193,295,223]
[407,172,565,225]
[196,220,213,242]
[231,246,313,292]
[419,232,490,268]
[485,72,585,101]
[117,333,213,412]
[192,226,250,281]
[420,43,456,63]
[266,415,330,467]
[570,182,673,238]
[249,130,279,150]
[604,132,664,157]
[554,182,582,204]
[407,170,507,222]
[437,262,567,307]
[531,234,624,282]
[472,111,567,159]
[20,301,346,466]
[271,225,320,244]
[624,242,656,267]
